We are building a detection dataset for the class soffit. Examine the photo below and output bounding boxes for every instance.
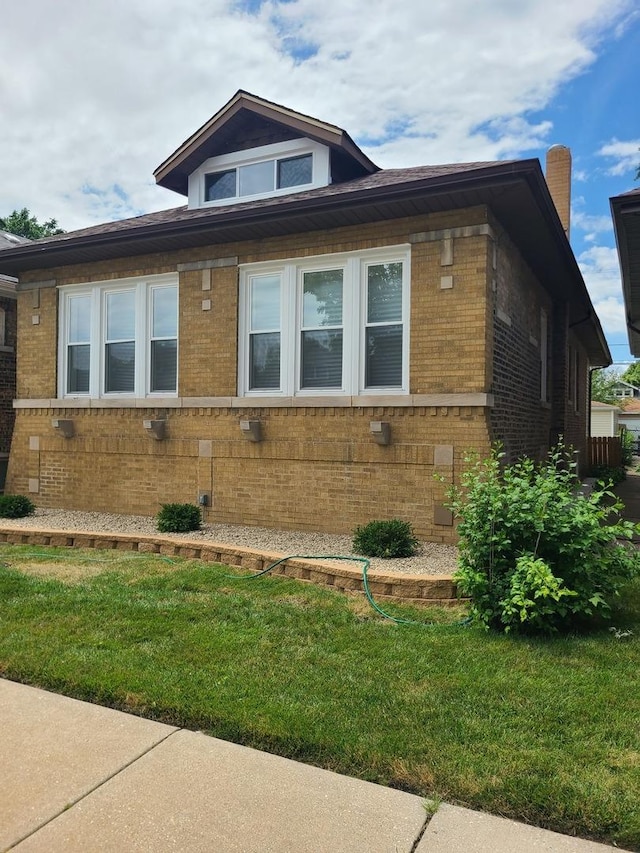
[612,188,640,355]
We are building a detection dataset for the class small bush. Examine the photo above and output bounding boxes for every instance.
[352,519,418,558]
[156,503,201,533]
[0,494,36,519]
[621,430,635,468]
[447,444,640,634]
[589,464,626,485]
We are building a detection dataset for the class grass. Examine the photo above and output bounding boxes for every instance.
[1,545,639,849]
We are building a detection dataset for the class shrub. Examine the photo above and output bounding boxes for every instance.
[0,494,36,519]
[156,503,201,533]
[447,444,640,634]
[589,464,626,485]
[621,430,635,468]
[352,519,418,558]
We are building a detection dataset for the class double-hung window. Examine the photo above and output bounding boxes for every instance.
[59,273,178,398]
[239,246,410,397]
[301,268,344,389]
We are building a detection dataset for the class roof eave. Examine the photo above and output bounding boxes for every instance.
[0,161,611,365]
[153,90,379,196]
[611,191,640,356]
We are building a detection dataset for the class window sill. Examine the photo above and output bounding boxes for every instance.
[14,393,495,410]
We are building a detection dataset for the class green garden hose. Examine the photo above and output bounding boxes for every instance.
[1,546,467,627]
[227,553,456,626]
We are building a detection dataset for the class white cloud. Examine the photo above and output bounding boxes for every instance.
[578,245,627,337]
[597,138,640,175]
[579,245,621,299]
[0,0,634,230]
[572,206,613,242]
[590,296,627,335]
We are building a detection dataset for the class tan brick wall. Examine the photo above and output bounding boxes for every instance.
[0,295,17,455]
[178,267,238,397]
[410,236,490,395]
[7,404,491,541]
[7,205,512,539]
[17,208,493,401]
[16,287,57,399]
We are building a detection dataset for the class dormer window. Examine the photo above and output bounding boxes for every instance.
[203,153,313,202]
[188,139,330,209]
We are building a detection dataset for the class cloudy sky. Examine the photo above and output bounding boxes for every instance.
[1,0,639,363]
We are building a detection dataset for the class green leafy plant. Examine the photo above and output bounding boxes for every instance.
[447,444,640,633]
[352,519,419,558]
[589,464,626,485]
[0,494,36,518]
[156,503,201,533]
[621,430,635,468]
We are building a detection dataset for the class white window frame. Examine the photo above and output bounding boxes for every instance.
[58,273,179,399]
[188,139,330,209]
[238,246,410,398]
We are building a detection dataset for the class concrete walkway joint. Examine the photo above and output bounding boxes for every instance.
[1,679,627,852]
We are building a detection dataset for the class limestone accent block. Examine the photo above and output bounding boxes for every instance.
[433,444,454,466]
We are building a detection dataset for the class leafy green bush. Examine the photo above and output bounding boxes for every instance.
[589,464,626,485]
[352,519,418,558]
[156,503,201,533]
[0,494,36,518]
[447,444,640,634]
[621,430,635,468]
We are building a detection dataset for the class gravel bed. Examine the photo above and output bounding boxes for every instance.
[0,509,458,576]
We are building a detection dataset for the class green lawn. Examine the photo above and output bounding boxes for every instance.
[1,544,639,850]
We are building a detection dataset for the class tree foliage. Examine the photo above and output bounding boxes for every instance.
[621,361,640,388]
[590,368,621,404]
[0,208,64,240]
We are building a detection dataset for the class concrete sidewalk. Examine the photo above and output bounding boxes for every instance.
[1,679,625,852]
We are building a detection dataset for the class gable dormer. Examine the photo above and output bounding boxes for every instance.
[154,90,379,209]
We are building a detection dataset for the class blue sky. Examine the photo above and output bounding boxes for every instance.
[0,0,638,364]
[539,14,640,367]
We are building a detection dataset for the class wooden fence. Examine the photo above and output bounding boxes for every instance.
[588,436,622,469]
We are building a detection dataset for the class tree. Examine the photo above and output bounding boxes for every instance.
[621,361,640,388]
[591,368,621,405]
[0,208,64,240]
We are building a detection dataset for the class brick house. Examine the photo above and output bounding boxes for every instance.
[0,91,610,541]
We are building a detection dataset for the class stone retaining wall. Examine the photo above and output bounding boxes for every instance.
[0,526,461,607]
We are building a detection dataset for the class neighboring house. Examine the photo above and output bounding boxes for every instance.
[590,401,620,437]
[617,398,640,445]
[0,231,23,488]
[0,91,610,540]
[612,185,640,454]
[611,378,640,400]
[612,185,640,352]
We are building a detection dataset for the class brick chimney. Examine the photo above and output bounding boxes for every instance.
[545,144,572,240]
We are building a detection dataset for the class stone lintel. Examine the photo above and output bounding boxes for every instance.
[177,257,238,272]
